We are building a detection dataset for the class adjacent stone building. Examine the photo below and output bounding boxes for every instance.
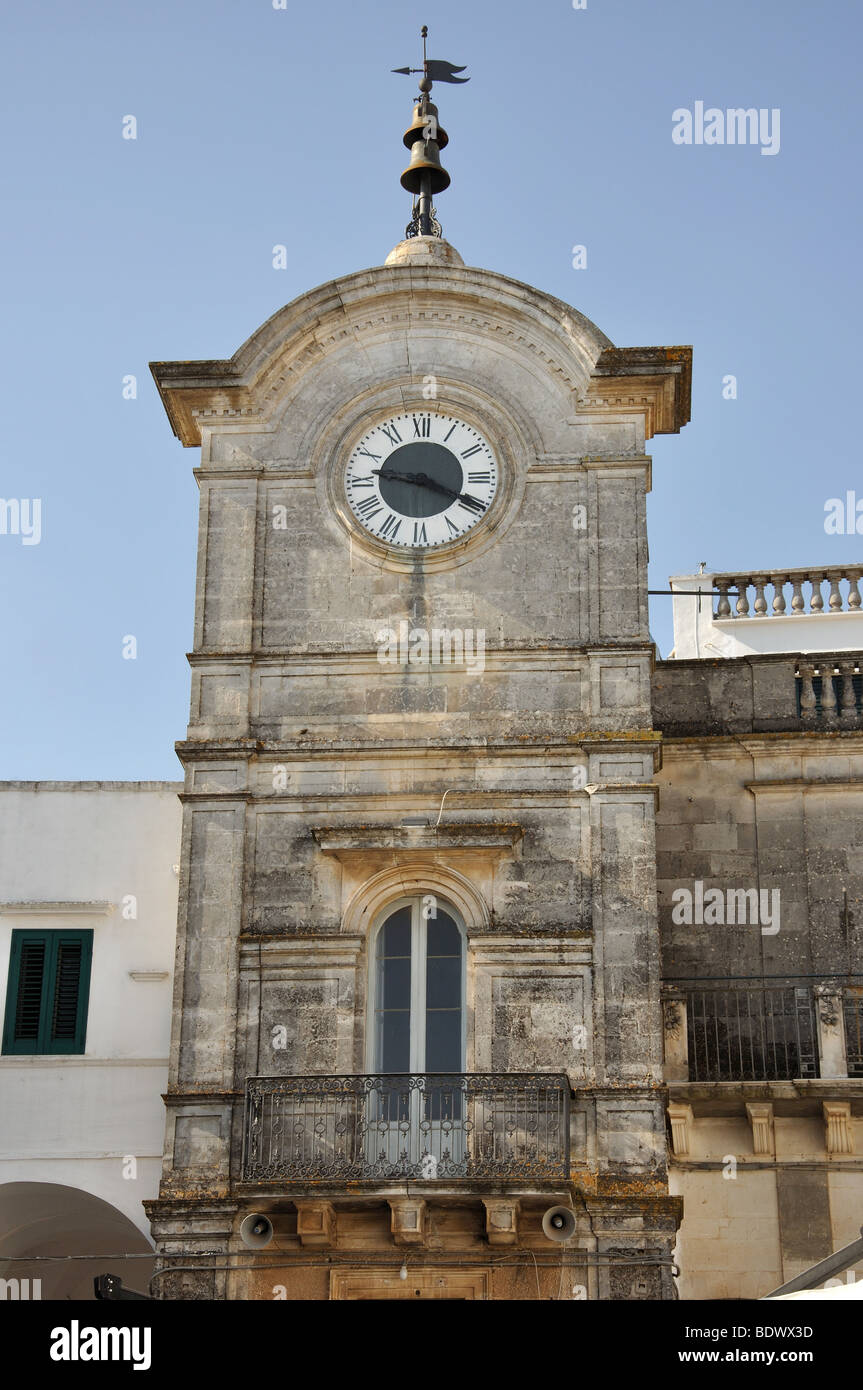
[657,570,863,1298]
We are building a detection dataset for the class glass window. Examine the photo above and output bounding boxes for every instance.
[372,899,464,1073]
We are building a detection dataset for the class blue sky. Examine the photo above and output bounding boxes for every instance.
[2,0,860,777]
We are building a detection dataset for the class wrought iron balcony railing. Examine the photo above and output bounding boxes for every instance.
[242,1073,570,1184]
[663,981,863,1081]
[684,985,819,1081]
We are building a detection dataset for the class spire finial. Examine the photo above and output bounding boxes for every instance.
[392,28,469,240]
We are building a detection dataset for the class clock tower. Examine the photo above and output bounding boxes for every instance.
[145,45,691,1300]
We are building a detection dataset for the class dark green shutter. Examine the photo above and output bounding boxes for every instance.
[2,930,92,1054]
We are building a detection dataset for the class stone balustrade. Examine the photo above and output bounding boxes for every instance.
[795,658,863,723]
[714,565,863,620]
[653,651,863,735]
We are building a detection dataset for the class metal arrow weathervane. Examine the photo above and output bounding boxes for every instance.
[392,24,470,84]
[392,26,469,240]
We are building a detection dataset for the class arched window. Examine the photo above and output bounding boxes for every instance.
[365,896,467,1176]
[370,896,465,1075]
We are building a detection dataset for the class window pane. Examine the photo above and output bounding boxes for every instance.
[380,1009,411,1072]
[426,913,461,958]
[426,1008,462,1071]
[426,955,461,1009]
[382,908,411,958]
[382,956,410,1011]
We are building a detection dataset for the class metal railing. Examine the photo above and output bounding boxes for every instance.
[242,1073,570,1183]
[683,985,820,1081]
[844,992,863,1078]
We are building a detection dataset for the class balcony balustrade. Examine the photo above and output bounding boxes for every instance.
[242,1072,570,1184]
[663,982,863,1082]
[714,566,863,621]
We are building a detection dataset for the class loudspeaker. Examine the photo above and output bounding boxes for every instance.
[542,1206,577,1243]
[239,1213,274,1249]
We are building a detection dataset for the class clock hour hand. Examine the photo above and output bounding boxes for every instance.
[372,467,422,487]
[372,468,485,512]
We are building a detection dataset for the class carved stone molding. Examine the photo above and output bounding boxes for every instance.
[295,1200,336,1248]
[388,1198,428,1247]
[745,1102,775,1156]
[662,997,688,1083]
[338,859,492,938]
[330,1268,489,1300]
[482,1198,520,1247]
[823,1101,854,1155]
[667,1102,694,1157]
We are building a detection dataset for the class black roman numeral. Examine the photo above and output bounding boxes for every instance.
[461,443,483,458]
[459,496,487,514]
[443,422,457,442]
[412,521,428,545]
[350,476,374,488]
[356,496,383,518]
[355,446,381,461]
[412,414,431,438]
[380,422,402,446]
[379,513,401,540]
[445,516,459,536]
[467,471,491,485]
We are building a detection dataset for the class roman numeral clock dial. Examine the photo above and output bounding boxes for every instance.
[344,412,498,549]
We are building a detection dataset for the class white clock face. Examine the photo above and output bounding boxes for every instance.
[344,411,498,548]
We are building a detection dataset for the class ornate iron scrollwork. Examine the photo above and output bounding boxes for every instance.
[242,1072,569,1182]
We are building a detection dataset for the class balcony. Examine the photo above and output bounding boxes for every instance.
[663,982,863,1082]
[241,1073,570,1185]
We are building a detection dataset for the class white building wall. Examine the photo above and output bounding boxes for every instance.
[0,783,182,1239]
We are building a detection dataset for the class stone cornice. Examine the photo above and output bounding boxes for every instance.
[312,822,523,858]
[744,777,863,795]
[660,731,863,758]
[585,346,692,438]
[176,733,660,760]
[0,900,115,917]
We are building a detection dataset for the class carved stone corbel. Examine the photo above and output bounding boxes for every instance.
[823,1101,854,1155]
[295,1200,336,1248]
[388,1197,428,1246]
[482,1198,520,1246]
[667,1102,694,1157]
[745,1102,774,1156]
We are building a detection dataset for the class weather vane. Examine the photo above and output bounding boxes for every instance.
[392,26,469,240]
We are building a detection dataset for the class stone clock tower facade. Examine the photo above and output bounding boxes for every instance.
[145,79,691,1296]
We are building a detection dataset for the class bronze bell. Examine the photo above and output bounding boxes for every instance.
[400,137,451,195]
[400,97,451,196]
[402,100,449,151]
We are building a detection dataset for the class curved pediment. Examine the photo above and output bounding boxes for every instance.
[150,254,614,449]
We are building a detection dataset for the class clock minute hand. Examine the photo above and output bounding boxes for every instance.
[372,469,484,511]
[373,468,457,500]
